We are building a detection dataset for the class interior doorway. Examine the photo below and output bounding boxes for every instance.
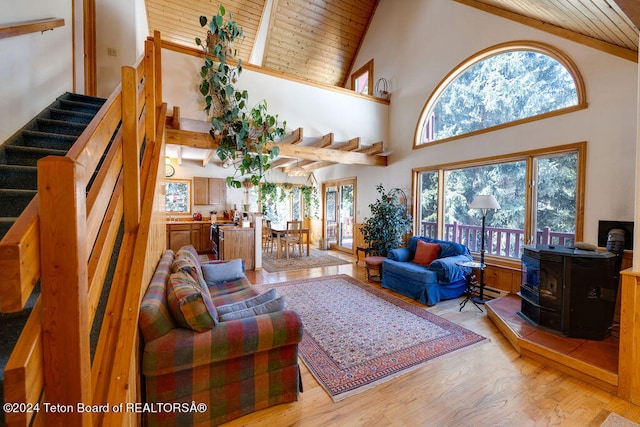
[323,178,356,253]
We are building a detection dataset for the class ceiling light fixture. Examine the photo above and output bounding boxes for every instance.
[287,160,307,177]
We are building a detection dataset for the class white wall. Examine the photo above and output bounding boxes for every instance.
[345,0,638,244]
[95,0,140,97]
[0,0,74,142]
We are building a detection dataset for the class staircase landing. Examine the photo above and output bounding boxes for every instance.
[486,294,619,394]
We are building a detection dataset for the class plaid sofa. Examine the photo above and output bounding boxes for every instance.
[139,246,303,426]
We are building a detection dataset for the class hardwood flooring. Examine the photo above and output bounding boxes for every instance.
[228,250,640,426]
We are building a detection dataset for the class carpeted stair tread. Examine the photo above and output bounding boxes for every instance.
[0,189,37,217]
[35,118,87,136]
[58,98,103,115]
[3,145,68,167]
[20,130,77,150]
[48,108,95,124]
[0,165,37,190]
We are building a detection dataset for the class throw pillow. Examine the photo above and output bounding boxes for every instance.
[202,259,245,285]
[219,296,286,322]
[216,288,277,315]
[413,240,440,267]
[166,270,218,331]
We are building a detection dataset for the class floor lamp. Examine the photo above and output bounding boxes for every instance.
[470,194,501,305]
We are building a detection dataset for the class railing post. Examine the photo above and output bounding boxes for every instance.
[122,65,141,233]
[542,226,551,244]
[38,156,92,426]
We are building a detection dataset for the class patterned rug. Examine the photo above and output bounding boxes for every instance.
[258,274,488,401]
[261,248,351,273]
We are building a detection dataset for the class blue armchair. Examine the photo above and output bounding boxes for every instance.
[381,236,472,306]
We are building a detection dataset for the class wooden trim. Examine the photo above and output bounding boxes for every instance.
[152,37,390,105]
[84,0,96,95]
[0,17,64,39]
[453,0,638,62]
[350,59,374,95]
[412,142,586,263]
[414,40,589,150]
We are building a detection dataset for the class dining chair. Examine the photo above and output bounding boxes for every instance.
[262,219,275,253]
[283,220,303,259]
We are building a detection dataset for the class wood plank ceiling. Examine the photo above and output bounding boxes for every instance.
[147,0,639,169]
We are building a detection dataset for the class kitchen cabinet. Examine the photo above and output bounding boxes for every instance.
[166,222,210,252]
[193,177,226,205]
[219,226,255,270]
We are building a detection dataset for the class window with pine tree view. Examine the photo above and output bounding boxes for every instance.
[418,49,580,144]
[417,147,582,260]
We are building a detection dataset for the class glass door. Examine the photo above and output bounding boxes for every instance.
[323,178,356,253]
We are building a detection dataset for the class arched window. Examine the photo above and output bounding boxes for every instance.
[414,41,586,147]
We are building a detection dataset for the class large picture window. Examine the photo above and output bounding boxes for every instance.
[414,41,586,147]
[415,143,584,261]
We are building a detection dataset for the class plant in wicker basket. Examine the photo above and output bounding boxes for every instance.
[196,5,286,188]
[360,184,413,257]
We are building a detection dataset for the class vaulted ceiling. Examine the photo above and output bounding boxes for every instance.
[147,0,640,169]
[146,0,639,90]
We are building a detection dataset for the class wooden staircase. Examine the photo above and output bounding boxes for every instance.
[0,93,106,240]
[0,93,106,420]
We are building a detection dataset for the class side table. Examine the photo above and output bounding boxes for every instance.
[457,260,485,312]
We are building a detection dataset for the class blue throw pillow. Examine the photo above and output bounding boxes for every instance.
[202,259,245,285]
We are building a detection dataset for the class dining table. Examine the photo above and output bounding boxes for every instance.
[270,227,310,259]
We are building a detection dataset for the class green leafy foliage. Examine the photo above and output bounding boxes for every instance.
[360,185,413,257]
[198,5,286,187]
[425,51,578,142]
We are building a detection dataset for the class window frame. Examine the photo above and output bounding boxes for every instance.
[413,41,587,149]
[411,142,586,268]
[350,59,374,96]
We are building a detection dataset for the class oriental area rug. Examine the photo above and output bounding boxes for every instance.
[261,248,350,273]
[257,274,488,401]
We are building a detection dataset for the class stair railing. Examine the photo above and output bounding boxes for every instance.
[3,31,167,426]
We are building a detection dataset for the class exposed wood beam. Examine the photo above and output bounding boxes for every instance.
[281,127,303,145]
[276,132,332,169]
[613,0,640,31]
[357,141,384,155]
[202,150,215,167]
[268,142,387,166]
[454,0,638,62]
[300,137,361,170]
[165,128,215,149]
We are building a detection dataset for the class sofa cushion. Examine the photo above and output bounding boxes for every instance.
[383,258,438,284]
[167,270,219,332]
[217,288,277,315]
[219,296,286,321]
[413,241,440,266]
[202,259,244,286]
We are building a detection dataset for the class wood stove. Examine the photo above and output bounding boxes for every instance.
[519,244,618,340]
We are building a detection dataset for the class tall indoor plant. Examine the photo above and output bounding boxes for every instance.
[196,5,286,188]
[360,185,413,257]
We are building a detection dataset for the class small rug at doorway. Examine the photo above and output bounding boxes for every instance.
[261,248,350,273]
[257,274,488,401]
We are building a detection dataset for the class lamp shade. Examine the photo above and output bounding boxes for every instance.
[469,194,501,210]
[287,162,307,177]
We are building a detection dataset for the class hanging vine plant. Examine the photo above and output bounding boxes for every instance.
[300,185,319,218]
[196,5,286,188]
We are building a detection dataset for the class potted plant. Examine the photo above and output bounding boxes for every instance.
[360,184,413,257]
[196,5,286,188]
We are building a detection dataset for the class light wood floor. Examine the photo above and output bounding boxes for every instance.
[229,249,640,427]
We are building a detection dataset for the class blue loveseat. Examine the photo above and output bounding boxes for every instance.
[381,236,473,306]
